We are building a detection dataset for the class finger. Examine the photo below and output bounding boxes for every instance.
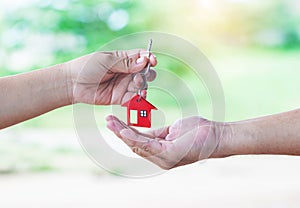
[139,50,157,67]
[146,68,156,82]
[145,126,170,139]
[107,119,153,157]
[106,116,147,144]
[166,116,209,141]
[121,81,139,104]
[121,91,135,105]
[106,116,176,169]
[109,50,147,74]
[133,73,147,89]
[110,75,131,104]
[106,116,159,158]
[123,83,147,103]
[129,56,148,73]
[158,128,200,168]
[149,53,157,66]
[120,128,162,156]
[106,117,128,138]
[124,49,156,65]
[107,115,156,139]
[106,115,145,136]
[127,81,135,92]
[131,54,156,74]
[121,89,145,105]
[106,115,131,130]
[110,49,157,74]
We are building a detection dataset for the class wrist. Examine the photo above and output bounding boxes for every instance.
[60,62,75,105]
[209,121,234,159]
[213,120,260,158]
[50,63,73,106]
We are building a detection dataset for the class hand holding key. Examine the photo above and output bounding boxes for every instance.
[0,48,157,129]
[121,40,158,128]
[65,49,157,105]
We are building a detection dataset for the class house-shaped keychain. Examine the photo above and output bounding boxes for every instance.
[122,94,157,128]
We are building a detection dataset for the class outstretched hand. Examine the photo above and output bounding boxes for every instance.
[106,115,224,169]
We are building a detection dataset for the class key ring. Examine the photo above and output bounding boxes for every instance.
[133,39,153,101]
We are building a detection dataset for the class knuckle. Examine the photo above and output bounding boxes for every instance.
[122,57,133,73]
[132,147,139,154]
[128,139,137,147]
[141,143,150,152]
[113,50,123,57]
[123,57,133,71]
[132,147,148,157]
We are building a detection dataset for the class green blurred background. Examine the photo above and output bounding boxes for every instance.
[0,0,300,174]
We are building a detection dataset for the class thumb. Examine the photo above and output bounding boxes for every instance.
[131,56,148,73]
[109,51,149,74]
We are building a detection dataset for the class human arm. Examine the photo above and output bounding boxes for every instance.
[0,50,157,129]
[221,108,300,157]
[0,65,69,129]
[106,109,300,169]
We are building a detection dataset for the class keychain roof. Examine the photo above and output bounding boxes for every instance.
[121,95,157,128]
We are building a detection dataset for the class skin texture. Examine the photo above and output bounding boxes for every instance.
[2,48,300,171]
[222,109,300,157]
[106,115,223,170]
[0,49,157,129]
[66,50,157,105]
[106,108,300,170]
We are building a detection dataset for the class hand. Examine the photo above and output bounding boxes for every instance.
[106,115,225,170]
[64,49,157,105]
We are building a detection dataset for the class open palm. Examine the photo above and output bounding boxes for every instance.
[106,115,222,169]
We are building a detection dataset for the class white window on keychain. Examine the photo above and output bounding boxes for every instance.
[140,110,147,117]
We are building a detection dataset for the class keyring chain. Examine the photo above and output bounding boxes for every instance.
[133,39,153,100]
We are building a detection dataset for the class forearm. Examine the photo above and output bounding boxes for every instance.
[219,109,300,157]
[0,64,72,129]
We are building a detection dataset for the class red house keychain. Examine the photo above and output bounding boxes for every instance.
[122,39,157,128]
[122,95,157,128]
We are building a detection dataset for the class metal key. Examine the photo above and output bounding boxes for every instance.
[133,39,153,96]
